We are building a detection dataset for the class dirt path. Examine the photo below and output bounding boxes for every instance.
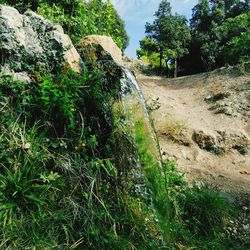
[137,70,250,197]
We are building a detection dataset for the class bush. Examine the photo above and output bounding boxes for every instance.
[180,186,235,237]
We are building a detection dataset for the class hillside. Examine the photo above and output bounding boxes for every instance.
[137,65,250,244]
[138,66,250,196]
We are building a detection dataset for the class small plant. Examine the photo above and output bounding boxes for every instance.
[159,118,189,145]
[147,97,161,113]
[238,60,246,75]
[179,186,235,238]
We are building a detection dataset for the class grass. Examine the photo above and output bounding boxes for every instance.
[0,66,171,249]
[135,117,171,243]
[159,118,189,145]
[0,65,248,249]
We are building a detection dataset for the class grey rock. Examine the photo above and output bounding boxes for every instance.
[0,5,81,73]
[77,35,123,65]
[13,72,31,84]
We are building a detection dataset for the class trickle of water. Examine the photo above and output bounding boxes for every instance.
[120,67,149,116]
[119,67,162,164]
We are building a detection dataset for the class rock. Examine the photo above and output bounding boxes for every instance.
[193,129,250,155]
[77,35,124,84]
[0,5,81,73]
[192,131,225,154]
[206,82,250,119]
[77,35,123,65]
[204,92,230,103]
[13,72,31,84]
[124,58,150,73]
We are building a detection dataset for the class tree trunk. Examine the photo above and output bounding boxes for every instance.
[159,51,163,71]
[174,58,177,78]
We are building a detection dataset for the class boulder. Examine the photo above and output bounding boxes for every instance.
[0,5,81,73]
[77,35,125,86]
[193,130,250,155]
[77,35,123,65]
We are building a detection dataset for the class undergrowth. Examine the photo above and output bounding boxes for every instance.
[0,65,247,249]
[0,66,167,249]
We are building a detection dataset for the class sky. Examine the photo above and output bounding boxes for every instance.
[110,0,198,57]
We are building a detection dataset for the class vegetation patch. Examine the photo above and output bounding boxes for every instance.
[159,118,190,146]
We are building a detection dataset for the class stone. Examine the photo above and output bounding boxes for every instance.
[77,35,124,85]
[204,92,231,103]
[0,5,82,73]
[193,129,250,155]
[77,35,123,65]
[13,72,31,84]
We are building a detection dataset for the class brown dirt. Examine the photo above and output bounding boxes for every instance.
[137,69,250,198]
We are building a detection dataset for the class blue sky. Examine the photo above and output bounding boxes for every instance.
[110,0,198,57]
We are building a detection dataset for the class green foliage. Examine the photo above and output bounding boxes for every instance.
[138,0,249,75]
[219,11,250,64]
[0,0,129,50]
[163,163,246,250]
[180,0,250,74]
[138,0,190,76]
[180,187,234,237]
[134,118,171,243]
[38,70,82,129]
[0,65,169,249]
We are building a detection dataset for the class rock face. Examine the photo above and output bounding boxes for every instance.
[77,35,123,65]
[0,5,81,73]
[77,35,124,85]
[204,75,250,119]
[193,130,250,155]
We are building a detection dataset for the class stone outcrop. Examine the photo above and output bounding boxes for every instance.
[77,35,124,85]
[0,5,81,73]
[193,130,250,155]
[205,79,250,119]
[77,35,123,65]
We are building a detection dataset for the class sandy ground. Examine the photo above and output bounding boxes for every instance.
[137,70,250,197]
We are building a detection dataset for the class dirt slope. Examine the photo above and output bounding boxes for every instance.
[137,68,250,197]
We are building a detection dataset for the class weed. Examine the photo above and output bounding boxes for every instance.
[0,62,246,249]
[159,118,189,145]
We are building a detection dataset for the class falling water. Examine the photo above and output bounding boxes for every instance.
[120,67,150,118]
[119,67,163,163]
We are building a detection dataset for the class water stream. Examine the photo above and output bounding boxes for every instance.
[119,67,163,164]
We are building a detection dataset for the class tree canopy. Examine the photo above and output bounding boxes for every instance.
[183,0,250,74]
[138,0,250,76]
[137,0,190,77]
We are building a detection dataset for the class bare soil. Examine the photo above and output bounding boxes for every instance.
[137,68,250,198]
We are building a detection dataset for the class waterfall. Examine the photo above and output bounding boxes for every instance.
[120,67,149,114]
[118,67,170,242]
[119,67,163,165]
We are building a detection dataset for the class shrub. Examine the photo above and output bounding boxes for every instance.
[180,186,235,237]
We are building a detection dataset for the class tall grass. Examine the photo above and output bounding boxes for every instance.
[0,66,247,249]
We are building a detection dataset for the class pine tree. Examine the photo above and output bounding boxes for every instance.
[143,0,190,77]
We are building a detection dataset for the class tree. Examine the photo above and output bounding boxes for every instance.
[219,11,250,64]
[140,0,190,77]
[188,0,250,73]
[85,0,129,51]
